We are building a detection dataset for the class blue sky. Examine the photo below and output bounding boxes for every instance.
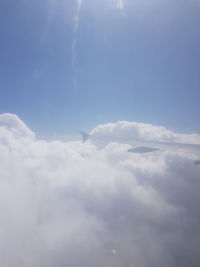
[0,0,200,136]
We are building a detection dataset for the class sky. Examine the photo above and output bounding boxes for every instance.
[0,0,200,136]
[1,2,200,265]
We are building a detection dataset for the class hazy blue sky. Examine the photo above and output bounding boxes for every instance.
[0,0,200,136]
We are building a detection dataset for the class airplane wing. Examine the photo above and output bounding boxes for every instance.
[79,131,200,164]
[79,131,90,143]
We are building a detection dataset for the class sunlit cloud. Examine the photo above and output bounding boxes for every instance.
[0,113,200,266]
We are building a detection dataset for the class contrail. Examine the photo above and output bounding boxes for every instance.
[47,0,56,23]
[116,0,124,13]
[71,0,124,89]
[72,0,83,90]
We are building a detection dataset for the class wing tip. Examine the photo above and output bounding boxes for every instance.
[79,131,90,143]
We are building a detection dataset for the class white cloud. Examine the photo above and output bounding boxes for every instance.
[90,120,200,143]
[0,113,35,140]
[0,113,200,267]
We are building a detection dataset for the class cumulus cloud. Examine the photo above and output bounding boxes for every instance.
[0,113,200,267]
[91,120,200,144]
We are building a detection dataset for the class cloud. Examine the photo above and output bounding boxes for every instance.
[0,113,200,267]
[90,120,200,143]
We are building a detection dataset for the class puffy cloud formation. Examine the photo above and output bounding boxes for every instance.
[0,113,200,267]
[91,120,200,144]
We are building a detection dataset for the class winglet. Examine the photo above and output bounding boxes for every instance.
[79,131,90,143]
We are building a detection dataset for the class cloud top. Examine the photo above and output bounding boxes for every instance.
[91,120,200,144]
[0,114,200,267]
[0,113,35,140]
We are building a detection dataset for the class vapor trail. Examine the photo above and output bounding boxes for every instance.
[71,0,124,89]
[116,0,124,12]
[72,0,83,90]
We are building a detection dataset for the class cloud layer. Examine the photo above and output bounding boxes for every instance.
[0,113,200,267]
